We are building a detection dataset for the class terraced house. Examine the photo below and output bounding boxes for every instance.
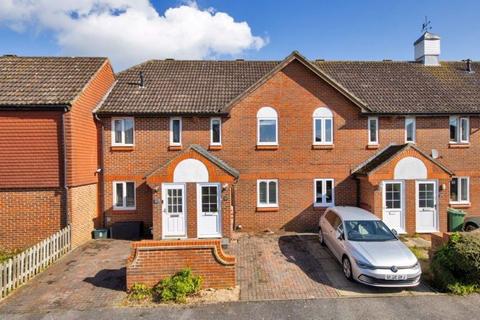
[95,31,480,242]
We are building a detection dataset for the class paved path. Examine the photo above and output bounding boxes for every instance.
[0,240,130,314]
[231,233,435,300]
[2,294,480,320]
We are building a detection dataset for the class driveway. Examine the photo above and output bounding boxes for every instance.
[0,240,130,314]
[230,233,436,301]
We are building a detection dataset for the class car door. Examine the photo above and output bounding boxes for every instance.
[329,216,345,261]
[322,211,337,247]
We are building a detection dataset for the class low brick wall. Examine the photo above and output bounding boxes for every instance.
[429,232,452,259]
[126,239,236,290]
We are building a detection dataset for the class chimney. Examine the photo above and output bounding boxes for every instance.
[414,31,441,66]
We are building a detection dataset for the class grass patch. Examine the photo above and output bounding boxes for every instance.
[409,246,433,285]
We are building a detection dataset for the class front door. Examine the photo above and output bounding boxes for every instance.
[382,181,405,233]
[162,183,187,238]
[416,180,438,232]
[197,183,222,238]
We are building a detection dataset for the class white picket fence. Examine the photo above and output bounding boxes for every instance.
[0,225,71,299]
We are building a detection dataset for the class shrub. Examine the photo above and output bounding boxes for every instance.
[431,232,480,294]
[153,268,202,303]
[128,283,152,301]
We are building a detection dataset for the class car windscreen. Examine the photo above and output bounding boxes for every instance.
[344,220,396,242]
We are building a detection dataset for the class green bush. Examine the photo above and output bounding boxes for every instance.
[431,232,480,294]
[128,283,152,301]
[153,268,202,303]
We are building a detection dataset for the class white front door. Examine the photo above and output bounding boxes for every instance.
[382,181,405,233]
[197,183,222,238]
[162,183,187,238]
[416,180,438,233]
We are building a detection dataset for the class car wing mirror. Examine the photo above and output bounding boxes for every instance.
[391,229,399,238]
[335,230,344,240]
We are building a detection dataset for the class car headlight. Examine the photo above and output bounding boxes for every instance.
[355,259,376,270]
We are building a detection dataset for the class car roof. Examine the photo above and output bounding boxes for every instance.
[328,206,380,221]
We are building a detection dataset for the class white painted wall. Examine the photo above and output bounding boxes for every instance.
[394,157,428,180]
[173,159,209,182]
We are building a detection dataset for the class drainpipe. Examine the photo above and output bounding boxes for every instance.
[61,110,70,227]
[94,113,106,228]
[354,176,361,207]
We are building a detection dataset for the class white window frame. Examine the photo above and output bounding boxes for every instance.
[313,179,335,207]
[111,117,134,146]
[450,116,469,144]
[169,117,182,146]
[450,176,470,204]
[257,107,278,146]
[405,116,416,143]
[210,117,222,146]
[257,179,278,207]
[368,116,379,145]
[113,181,136,210]
[312,107,334,145]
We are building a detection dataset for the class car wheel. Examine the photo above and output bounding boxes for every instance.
[318,227,325,246]
[342,257,353,281]
[464,223,478,232]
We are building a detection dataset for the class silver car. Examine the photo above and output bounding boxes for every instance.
[318,206,421,287]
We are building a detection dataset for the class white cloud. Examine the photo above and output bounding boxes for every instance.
[0,0,267,69]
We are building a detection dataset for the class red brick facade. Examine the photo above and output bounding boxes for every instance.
[100,59,480,237]
[126,239,236,289]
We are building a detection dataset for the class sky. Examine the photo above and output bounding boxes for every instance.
[0,0,479,71]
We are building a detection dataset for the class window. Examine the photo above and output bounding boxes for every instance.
[257,107,278,145]
[405,116,416,143]
[257,179,278,207]
[450,116,469,143]
[450,177,469,204]
[113,181,135,210]
[201,185,218,213]
[385,182,401,209]
[170,117,182,145]
[368,117,378,145]
[112,117,134,146]
[314,179,335,207]
[313,107,333,145]
[210,118,222,145]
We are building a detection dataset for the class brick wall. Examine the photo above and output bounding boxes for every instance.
[69,183,99,248]
[0,188,64,250]
[126,239,236,289]
[101,59,480,235]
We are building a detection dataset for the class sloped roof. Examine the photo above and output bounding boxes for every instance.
[97,51,480,115]
[353,143,454,176]
[0,55,108,108]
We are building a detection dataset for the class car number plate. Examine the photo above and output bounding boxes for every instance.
[385,274,408,280]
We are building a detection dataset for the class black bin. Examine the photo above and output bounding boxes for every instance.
[109,221,143,240]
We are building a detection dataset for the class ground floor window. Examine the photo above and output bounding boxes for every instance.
[314,179,334,207]
[450,177,469,204]
[257,179,278,207]
[113,181,136,210]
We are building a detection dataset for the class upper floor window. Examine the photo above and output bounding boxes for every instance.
[210,117,222,145]
[405,116,416,143]
[313,107,333,145]
[368,116,378,145]
[450,177,469,204]
[450,116,469,144]
[112,117,134,146]
[170,117,182,146]
[113,181,136,210]
[314,179,335,207]
[257,179,278,207]
[257,107,278,145]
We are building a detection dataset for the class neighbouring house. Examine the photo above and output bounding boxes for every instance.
[0,56,116,250]
[94,31,480,242]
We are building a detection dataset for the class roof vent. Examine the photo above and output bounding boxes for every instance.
[315,59,325,62]
[463,59,474,73]
[414,31,441,66]
[139,71,145,88]
[2,54,17,57]
[383,59,393,62]
[236,58,245,61]
[165,58,174,61]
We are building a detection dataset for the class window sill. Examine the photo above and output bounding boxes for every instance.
[256,206,279,212]
[449,143,470,149]
[313,204,333,210]
[450,202,471,209]
[256,145,279,150]
[112,208,137,213]
[168,145,182,151]
[111,145,134,152]
[209,145,222,151]
[366,144,379,150]
[312,144,334,150]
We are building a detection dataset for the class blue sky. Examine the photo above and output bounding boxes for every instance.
[0,0,479,70]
